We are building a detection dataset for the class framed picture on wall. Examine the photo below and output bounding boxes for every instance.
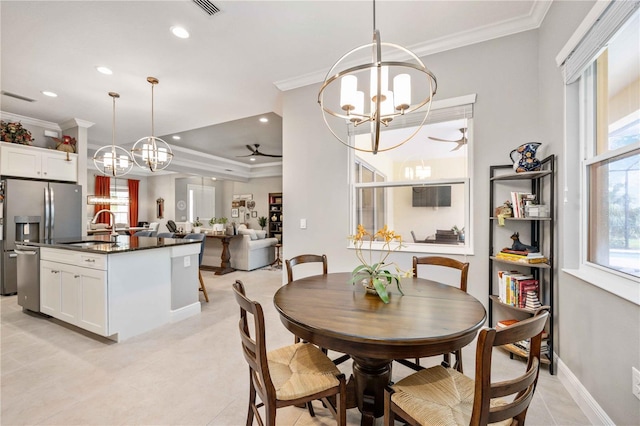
[231,208,239,218]
[251,211,258,218]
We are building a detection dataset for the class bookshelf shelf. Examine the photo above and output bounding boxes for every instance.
[268,192,283,242]
[500,344,551,365]
[489,155,555,374]
[489,256,552,269]
[490,216,552,222]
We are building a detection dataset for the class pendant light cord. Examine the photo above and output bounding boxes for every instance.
[112,95,116,151]
[372,0,376,31]
[151,83,155,138]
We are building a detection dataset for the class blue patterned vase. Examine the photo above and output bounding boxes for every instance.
[510,142,542,172]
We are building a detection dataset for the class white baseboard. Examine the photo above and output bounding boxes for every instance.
[557,357,614,425]
[170,302,201,323]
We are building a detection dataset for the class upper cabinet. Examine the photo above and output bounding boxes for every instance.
[0,143,77,182]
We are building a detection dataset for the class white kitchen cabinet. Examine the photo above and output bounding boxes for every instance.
[40,250,108,336]
[0,143,77,182]
[40,261,62,317]
[38,242,201,342]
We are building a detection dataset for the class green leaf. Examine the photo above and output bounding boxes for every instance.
[373,278,390,303]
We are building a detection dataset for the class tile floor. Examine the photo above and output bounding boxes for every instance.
[1,268,590,425]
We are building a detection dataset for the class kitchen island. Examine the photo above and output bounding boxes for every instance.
[26,235,202,342]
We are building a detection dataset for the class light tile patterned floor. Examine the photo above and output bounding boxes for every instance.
[1,268,590,425]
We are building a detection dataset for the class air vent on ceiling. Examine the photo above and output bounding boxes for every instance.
[192,0,220,16]
[1,91,36,102]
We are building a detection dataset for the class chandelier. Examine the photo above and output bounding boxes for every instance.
[318,1,437,154]
[131,77,173,172]
[93,92,133,176]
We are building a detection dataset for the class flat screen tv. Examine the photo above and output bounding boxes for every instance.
[412,186,452,207]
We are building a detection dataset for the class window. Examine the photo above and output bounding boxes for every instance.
[560,2,639,303]
[350,95,475,254]
[187,184,215,223]
[110,179,129,226]
[581,9,640,280]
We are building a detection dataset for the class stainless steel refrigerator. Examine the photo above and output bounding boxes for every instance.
[0,178,82,295]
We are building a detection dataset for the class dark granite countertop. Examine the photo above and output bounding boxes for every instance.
[23,235,200,254]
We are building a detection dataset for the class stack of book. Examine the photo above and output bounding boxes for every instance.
[497,319,549,354]
[496,248,548,264]
[497,271,540,308]
[510,192,536,218]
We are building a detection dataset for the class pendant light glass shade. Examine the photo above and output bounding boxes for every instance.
[131,77,173,172]
[318,2,437,154]
[93,92,134,176]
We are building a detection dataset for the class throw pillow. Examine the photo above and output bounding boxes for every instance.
[247,229,258,240]
[255,230,267,239]
[237,224,248,231]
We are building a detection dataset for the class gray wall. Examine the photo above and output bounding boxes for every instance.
[283,2,639,423]
[284,29,540,307]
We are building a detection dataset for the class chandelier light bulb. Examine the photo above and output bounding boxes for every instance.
[393,74,411,111]
[131,77,174,172]
[318,1,437,154]
[93,92,133,176]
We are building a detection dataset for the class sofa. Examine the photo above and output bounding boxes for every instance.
[229,227,279,271]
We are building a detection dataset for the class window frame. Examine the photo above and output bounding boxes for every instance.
[348,94,476,256]
[110,179,129,226]
[560,2,640,305]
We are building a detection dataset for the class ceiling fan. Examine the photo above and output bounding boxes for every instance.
[428,128,468,151]
[237,143,282,158]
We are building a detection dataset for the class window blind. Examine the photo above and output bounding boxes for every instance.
[560,0,639,84]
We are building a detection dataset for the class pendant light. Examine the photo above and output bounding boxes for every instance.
[131,77,174,172]
[318,0,437,154]
[93,92,133,176]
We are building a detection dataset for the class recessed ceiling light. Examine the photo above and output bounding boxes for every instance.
[172,135,181,140]
[96,66,113,75]
[259,117,268,123]
[250,158,256,162]
[42,91,58,98]
[171,26,190,39]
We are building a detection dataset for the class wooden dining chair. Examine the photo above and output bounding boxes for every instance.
[184,233,208,302]
[385,308,549,426]
[285,255,350,365]
[396,255,470,373]
[232,280,347,426]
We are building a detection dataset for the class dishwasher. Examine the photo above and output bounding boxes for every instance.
[15,244,41,313]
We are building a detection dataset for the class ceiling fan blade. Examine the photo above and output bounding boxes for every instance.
[255,152,282,158]
[246,144,257,153]
[429,136,458,143]
[451,143,465,152]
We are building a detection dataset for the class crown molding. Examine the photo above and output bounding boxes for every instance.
[60,118,95,130]
[0,110,62,130]
[274,1,553,92]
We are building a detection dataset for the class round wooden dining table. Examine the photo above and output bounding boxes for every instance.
[273,272,487,425]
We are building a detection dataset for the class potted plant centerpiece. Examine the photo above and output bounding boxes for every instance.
[348,224,410,303]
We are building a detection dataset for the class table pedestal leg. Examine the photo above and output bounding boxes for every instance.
[351,356,392,426]
[216,238,234,275]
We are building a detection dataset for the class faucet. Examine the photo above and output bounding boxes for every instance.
[92,209,118,240]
